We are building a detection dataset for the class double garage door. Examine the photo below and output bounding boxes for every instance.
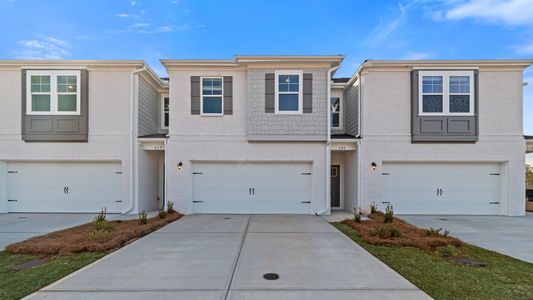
[382,162,501,215]
[192,162,312,214]
[6,161,123,213]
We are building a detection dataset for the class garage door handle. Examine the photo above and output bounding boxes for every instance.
[301,201,311,203]
[381,201,390,204]
[8,199,17,202]
[489,202,500,204]
[193,201,203,203]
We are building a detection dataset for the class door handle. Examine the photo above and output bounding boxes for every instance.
[439,189,442,196]
[249,188,251,195]
[252,188,255,195]
[64,187,69,194]
[437,188,440,196]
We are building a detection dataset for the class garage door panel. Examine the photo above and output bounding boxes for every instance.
[6,162,123,213]
[192,162,311,214]
[383,163,501,215]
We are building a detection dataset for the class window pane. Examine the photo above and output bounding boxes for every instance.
[203,96,222,114]
[58,75,77,93]
[31,95,51,111]
[164,114,169,127]
[58,95,77,111]
[450,95,470,113]
[332,113,340,127]
[164,97,169,127]
[202,78,222,96]
[278,94,299,111]
[449,76,470,93]
[30,76,50,93]
[422,95,443,113]
[278,74,299,92]
[422,76,442,93]
[331,97,340,112]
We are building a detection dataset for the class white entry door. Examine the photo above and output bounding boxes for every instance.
[6,161,124,213]
[382,162,501,215]
[192,162,312,214]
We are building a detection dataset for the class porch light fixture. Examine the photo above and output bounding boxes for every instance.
[371,162,377,171]
[177,162,183,171]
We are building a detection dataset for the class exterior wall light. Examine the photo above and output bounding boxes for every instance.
[177,162,183,171]
[371,162,377,171]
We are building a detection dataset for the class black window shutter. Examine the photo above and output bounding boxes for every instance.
[303,73,313,113]
[265,73,275,113]
[191,76,200,115]
[223,76,233,115]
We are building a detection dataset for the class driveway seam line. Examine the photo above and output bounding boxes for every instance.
[224,215,251,300]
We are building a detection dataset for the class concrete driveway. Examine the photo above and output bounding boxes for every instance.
[0,213,150,251]
[28,215,429,300]
[402,213,533,263]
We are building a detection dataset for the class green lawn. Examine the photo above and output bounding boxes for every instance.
[333,222,533,300]
[0,251,104,300]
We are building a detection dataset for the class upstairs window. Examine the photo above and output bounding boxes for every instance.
[275,70,303,114]
[331,97,341,128]
[27,70,80,115]
[419,71,474,116]
[201,77,223,115]
[161,95,169,129]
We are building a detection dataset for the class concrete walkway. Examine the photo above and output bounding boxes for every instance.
[402,213,533,263]
[0,213,157,251]
[28,215,429,300]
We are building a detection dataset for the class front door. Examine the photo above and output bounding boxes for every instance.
[331,165,340,208]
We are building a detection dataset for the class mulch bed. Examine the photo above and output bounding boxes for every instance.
[6,212,182,256]
[341,212,462,251]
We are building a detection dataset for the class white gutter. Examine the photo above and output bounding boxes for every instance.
[316,64,341,215]
[123,66,147,214]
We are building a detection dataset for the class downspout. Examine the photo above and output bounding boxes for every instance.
[123,66,147,214]
[356,70,363,211]
[316,64,341,215]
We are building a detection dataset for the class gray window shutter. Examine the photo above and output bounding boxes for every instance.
[265,73,275,113]
[303,73,313,113]
[191,76,200,115]
[223,76,233,115]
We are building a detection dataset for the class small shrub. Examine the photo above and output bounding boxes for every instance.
[353,206,362,223]
[94,207,107,223]
[370,201,378,214]
[138,210,148,225]
[384,204,394,223]
[158,207,168,219]
[370,224,402,239]
[87,229,113,243]
[92,220,113,231]
[438,244,460,258]
[424,227,450,237]
[166,201,175,213]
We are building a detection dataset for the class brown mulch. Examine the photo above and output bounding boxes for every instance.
[341,212,462,251]
[6,212,183,256]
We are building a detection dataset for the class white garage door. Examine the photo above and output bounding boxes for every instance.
[192,162,312,214]
[382,162,501,215]
[6,161,123,213]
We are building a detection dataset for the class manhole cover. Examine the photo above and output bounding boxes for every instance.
[263,273,279,280]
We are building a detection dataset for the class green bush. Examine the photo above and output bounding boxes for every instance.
[370,224,402,239]
[92,220,113,231]
[370,201,378,214]
[158,207,168,219]
[138,210,148,225]
[93,207,107,223]
[166,201,175,213]
[424,227,450,237]
[384,204,394,223]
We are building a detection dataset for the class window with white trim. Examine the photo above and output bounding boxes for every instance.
[275,70,303,114]
[331,97,342,128]
[201,77,223,115]
[27,70,81,115]
[161,94,169,129]
[419,71,474,116]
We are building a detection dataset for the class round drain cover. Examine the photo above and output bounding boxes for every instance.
[263,273,279,280]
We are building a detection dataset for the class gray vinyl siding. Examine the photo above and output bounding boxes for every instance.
[247,68,328,140]
[138,76,162,137]
[343,82,359,137]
